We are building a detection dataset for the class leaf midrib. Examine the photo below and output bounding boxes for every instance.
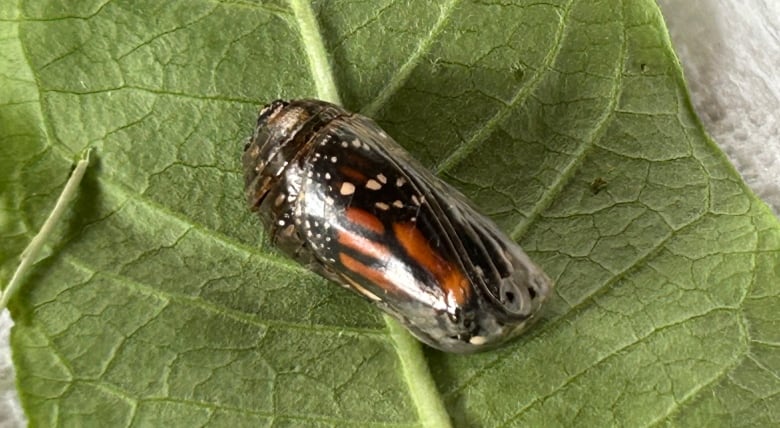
[288,1,452,427]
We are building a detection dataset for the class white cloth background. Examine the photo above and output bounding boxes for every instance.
[1,1,778,426]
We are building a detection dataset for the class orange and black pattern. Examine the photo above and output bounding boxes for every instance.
[243,99,553,353]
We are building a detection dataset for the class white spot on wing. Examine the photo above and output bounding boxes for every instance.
[340,182,356,195]
[366,179,382,190]
[469,336,487,345]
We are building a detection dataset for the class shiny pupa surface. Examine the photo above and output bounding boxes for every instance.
[243,99,553,353]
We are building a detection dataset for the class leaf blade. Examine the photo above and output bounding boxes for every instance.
[2,0,779,427]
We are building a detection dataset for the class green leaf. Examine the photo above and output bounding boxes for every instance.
[2,0,779,426]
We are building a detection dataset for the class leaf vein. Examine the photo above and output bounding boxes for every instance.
[97,178,311,277]
[289,0,341,104]
[361,0,461,117]
[62,254,387,338]
[42,86,259,105]
[142,396,417,427]
[433,0,574,175]
[509,2,628,241]
[444,208,711,399]
[501,307,744,427]
[646,352,747,426]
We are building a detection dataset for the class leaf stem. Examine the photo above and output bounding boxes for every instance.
[0,149,91,310]
[289,0,342,105]
[385,315,453,428]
